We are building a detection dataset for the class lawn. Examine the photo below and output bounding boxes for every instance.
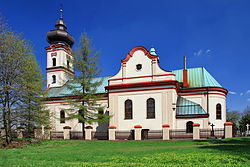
[0,137,249,167]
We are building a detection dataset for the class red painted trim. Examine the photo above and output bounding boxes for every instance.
[183,69,189,87]
[162,124,170,127]
[108,87,176,94]
[45,44,72,53]
[106,80,178,90]
[134,125,142,128]
[121,46,158,64]
[109,73,176,81]
[46,66,74,74]
[63,126,71,129]
[224,122,233,125]
[47,49,73,57]
[108,126,117,129]
[193,123,200,127]
[179,92,226,97]
[176,115,209,119]
[180,87,228,95]
[85,126,93,129]
[47,69,75,75]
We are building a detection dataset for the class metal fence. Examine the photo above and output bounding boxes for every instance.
[115,130,134,140]
[143,130,163,140]
[170,129,193,140]
[91,131,108,140]
[200,129,211,139]
[200,128,225,139]
[50,131,64,140]
[70,131,84,140]
[213,128,224,138]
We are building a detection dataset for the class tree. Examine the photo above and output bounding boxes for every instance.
[0,16,49,144]
[239,106,250,132]
[65,33,109,135]
[226,110,241,134]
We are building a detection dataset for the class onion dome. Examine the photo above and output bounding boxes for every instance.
[47,8,74,47]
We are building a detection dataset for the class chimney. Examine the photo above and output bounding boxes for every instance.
[183,56,189,87]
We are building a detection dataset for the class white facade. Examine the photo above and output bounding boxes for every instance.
[45,45,227,132]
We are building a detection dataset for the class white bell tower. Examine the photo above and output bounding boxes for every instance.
[45,8,75,88]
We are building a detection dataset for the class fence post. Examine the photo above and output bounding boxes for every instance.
[44,127,51,139]
[17,127,24,139]
[134,125,142,140]
[34,128,42,139]
[63,126,71,140]
[162,124,170,140]
[224,122,233,138]
[108,126,116,140]
[85,126,93,140]
[193,123,200,140]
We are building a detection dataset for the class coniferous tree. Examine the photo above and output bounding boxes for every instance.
[65,33,109,135]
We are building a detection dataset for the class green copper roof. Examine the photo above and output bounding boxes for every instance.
[172,67,222,88]
[45,77,109,98]
[176,97,207,116]
[45,67,222,98]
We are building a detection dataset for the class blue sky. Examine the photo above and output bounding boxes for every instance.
[0,0,250,112]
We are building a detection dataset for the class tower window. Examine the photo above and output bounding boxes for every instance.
[52,58,56,66]
[216,104,222,120]
[125,99,133,119]
[52,75,56,84]
[60,110,65,123]
[147,98,155,119]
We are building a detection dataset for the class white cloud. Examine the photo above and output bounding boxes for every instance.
[194,49,211,57]
[229,91,237,95]
[247,90,250,94]
[240,93,244,96]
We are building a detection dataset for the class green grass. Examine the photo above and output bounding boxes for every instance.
[0,137,250,167]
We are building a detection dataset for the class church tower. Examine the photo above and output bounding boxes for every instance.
[45,8,75,88]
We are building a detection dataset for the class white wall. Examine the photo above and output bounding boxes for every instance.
[45,99,108,131]
[117,92,163,130]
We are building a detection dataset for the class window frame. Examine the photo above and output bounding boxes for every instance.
[52,75,56,84]
[124,99,133,119]
[60,110,65,123]
[52,58,56,66]
[147,98,155,119]
[216,103,222,120]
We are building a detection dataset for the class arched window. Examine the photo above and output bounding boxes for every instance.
[52,75,56,84]
[125,99,132,119]
[216,104,222,120]
[60,110,65,123]
[52,58,56,66]
[147,98,155,119]
[186,121,194,133]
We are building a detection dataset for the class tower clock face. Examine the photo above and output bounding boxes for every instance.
[51,52,57,57]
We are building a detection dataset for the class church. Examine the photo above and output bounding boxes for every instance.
[44,11,228,137]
